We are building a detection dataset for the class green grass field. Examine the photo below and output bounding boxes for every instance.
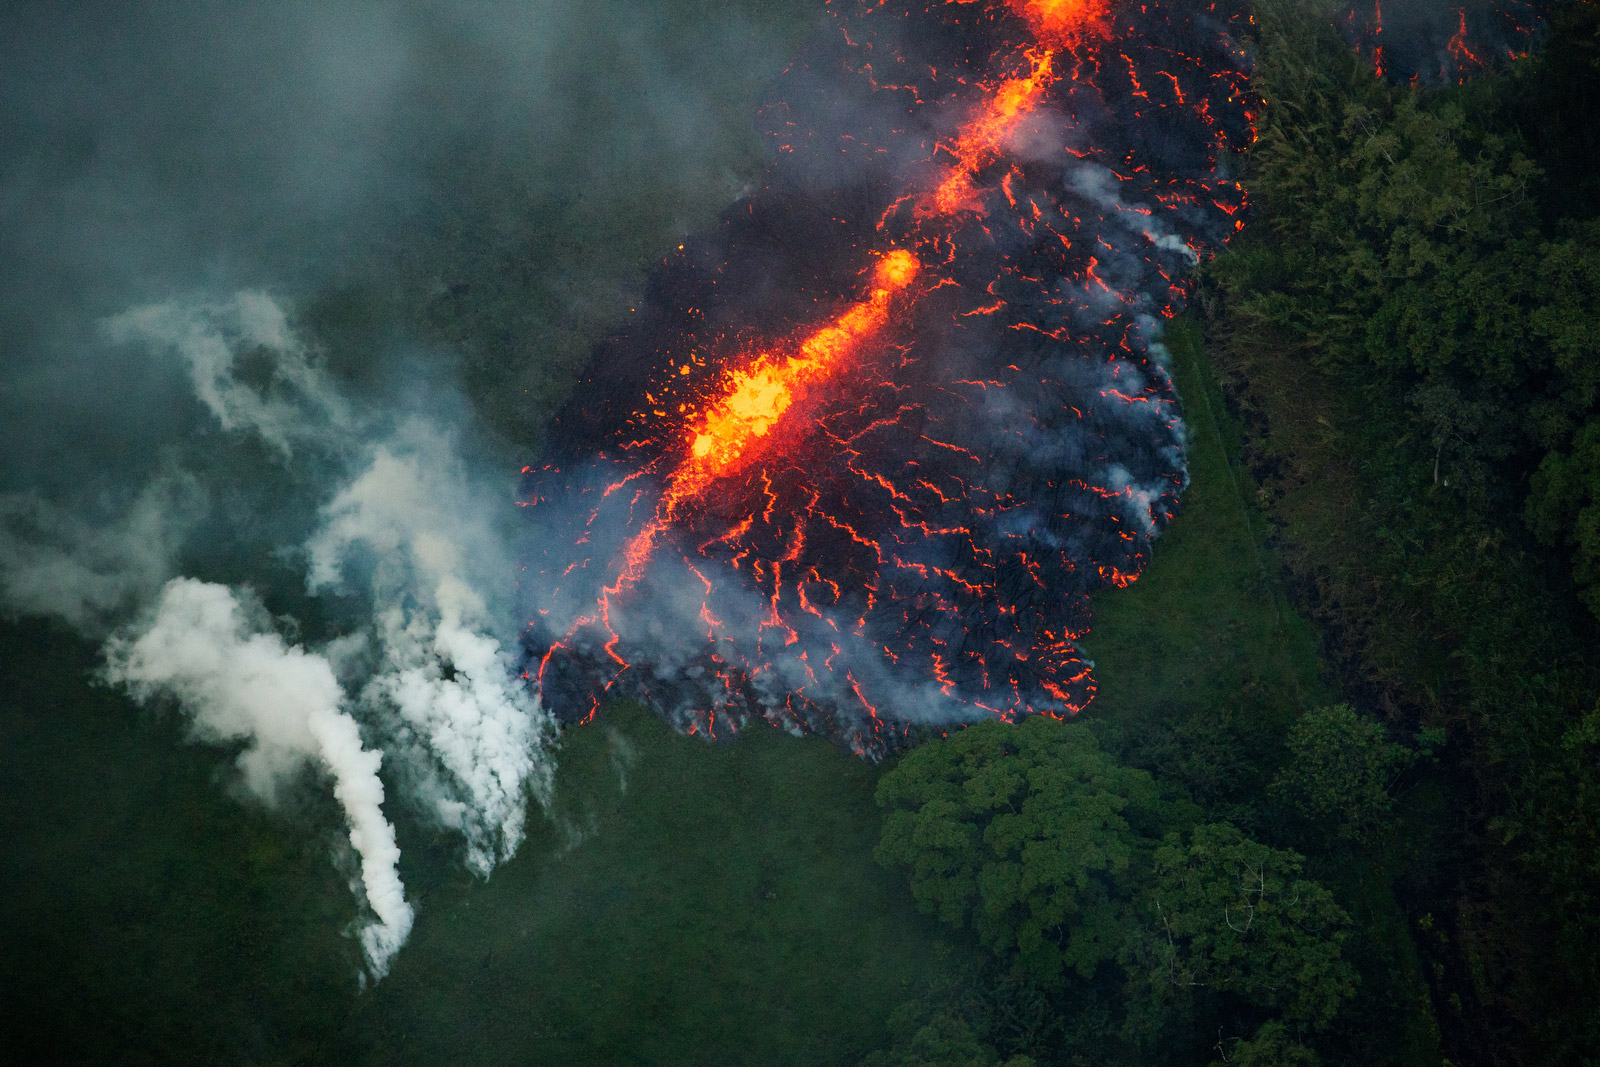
[1085,317,1329,730]
[342,703,971,1066]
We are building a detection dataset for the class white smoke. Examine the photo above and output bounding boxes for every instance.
[105,291,353,458]
[104,577,414,977]
[307,431,552,875]
[1,289,554,981]
[1069,162,1201,265]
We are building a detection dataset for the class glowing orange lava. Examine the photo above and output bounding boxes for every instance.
[1006,0,1109,44]
[922,49,1059,217]
[1446,8,1483,81]
[673,249,921,508]
[529,0,1265,748]
[594,249,924,617]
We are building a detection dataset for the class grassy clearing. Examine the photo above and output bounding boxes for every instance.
[1081,317,1330,813]
[344,702,968,1067]
[0,622,362,1065]
[1083,318,1443,1066]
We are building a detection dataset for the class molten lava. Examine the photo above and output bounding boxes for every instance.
[1007,0,1110,43]
[524,0,1259,752]
[1342,1,1539,84]
[921,48,1058,218]
[679,250,921,499]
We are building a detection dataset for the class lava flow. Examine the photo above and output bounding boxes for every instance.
[522,0,1257,753]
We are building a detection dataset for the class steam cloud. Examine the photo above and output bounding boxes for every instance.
[104,578,414,973]
[1,292,553,979]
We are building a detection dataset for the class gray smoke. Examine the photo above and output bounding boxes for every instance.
[0,0,805,979]
[0,472,205,633]
[2,290,556,980]
[104,291,355,458]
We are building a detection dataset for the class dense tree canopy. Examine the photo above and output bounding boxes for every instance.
[1198,1,1600,1060]
[1136,823,1353,1028]
[874,718,1356,1063]
[876,717,1168,979]
[1269,703,1412,846]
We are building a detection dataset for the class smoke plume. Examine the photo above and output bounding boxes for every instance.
[1,288,555,979]
[1,0,808,979]
[0,473,205,633]
[307,427,554,875]
[104,578,414,976]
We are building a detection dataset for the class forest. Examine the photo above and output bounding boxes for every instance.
[2,1,1597,1064]
[859,1,1600,1062]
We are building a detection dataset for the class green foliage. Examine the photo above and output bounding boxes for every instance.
[1084,319,1331,835]
[862,1007,1036,1067]
[1270,704,1413,846]
[1135,823,1354,1029]
[877,718,1359,1062]
[1527,417,1600,615]
[1200,2,1600,1060]
[344,701,971,1067]
[1210,1021,1322,1067]
[875,717,1167,979]
[1215,1,1600,502]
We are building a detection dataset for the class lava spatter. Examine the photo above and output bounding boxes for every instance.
[523,0,1256,753]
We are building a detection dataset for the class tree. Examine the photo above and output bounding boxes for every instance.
[1209,1021,1321,1067]
[860,1007,1035,1067]
[875,719,1359,1060]
[875,716,1168,979]
[1527,418,1600,618]
[1269,704,1412,846]
[1132,823,1355,1030]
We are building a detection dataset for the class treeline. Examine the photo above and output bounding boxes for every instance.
[864,709,1418,1067]
[860,2,1600,1064]
[1203,0,1600,1061]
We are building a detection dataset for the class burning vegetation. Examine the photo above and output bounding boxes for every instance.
[522,0,1259,751]
[1342,0,1542,83]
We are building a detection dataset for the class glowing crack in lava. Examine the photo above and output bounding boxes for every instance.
[522,0,1257,753]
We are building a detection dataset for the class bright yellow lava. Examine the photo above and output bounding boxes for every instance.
[676,250,920,501]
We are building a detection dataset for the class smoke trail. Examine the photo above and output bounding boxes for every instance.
[104,291,353,459]
[0,472,205,633]
[306,427,554,875]
[1,290,554,978]
[104,578,414,976]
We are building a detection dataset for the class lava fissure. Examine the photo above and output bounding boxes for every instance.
[523,0,1256,754]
